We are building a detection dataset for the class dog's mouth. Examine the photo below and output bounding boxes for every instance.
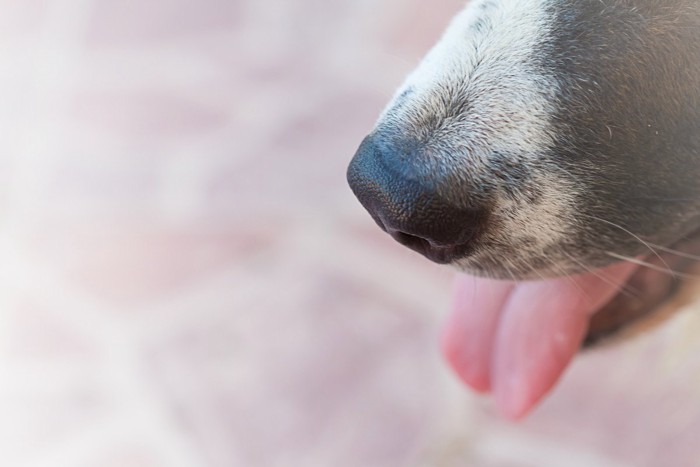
[441,229,700,419]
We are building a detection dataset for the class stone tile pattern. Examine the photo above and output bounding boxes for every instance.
[1,1,700,466]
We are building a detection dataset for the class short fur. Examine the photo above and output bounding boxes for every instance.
[369,0,700,280]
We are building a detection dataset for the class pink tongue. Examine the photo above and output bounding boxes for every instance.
[440,262,639,419]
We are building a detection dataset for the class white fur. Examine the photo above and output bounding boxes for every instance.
[458,171,578,278]
[380,0,559,157]
[375,0,576,275]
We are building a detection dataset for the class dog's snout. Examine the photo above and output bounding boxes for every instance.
[347,135,483,264]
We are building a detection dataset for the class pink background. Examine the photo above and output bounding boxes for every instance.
[2,1,700,466]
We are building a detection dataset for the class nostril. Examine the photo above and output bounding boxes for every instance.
[390,230,431,252]
[387,229,475,264]
[348,134,487,263]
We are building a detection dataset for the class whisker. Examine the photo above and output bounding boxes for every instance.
[500,258,520,283]
[562,251,639,299]
[606,252,700,280]
[528,260,548,282]
[580,213,675,277]
[646,242,700,262]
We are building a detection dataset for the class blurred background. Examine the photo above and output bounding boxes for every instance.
[2,1,700,466]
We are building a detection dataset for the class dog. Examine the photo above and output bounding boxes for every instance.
[347,0,700,418]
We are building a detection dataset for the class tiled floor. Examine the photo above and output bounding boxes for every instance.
[2,1,700,466]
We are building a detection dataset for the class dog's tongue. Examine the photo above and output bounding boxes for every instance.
[440,262,639,419]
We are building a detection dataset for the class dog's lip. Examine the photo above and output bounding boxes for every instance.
[586,230,700,345]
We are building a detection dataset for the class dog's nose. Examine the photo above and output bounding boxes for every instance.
[347,135,484,264]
